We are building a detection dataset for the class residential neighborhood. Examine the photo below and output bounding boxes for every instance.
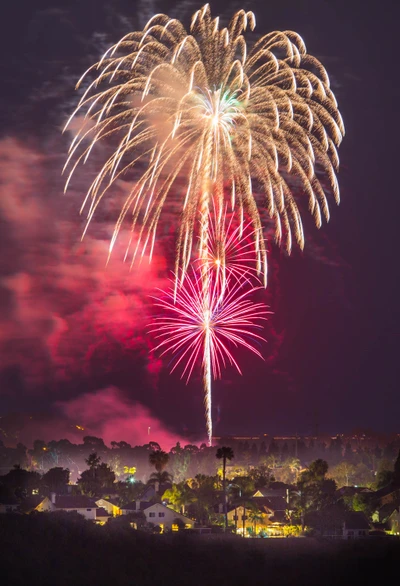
[1,434,400,540]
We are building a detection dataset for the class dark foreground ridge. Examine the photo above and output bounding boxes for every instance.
[1,512,398,586]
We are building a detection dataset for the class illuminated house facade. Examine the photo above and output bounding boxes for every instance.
[143,503,194,531]
[95,498,122,517]
[38,494,98,521]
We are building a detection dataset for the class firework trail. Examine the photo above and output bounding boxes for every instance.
[64,4,343,442]
[151,270,269,443]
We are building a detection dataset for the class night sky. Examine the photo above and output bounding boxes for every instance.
[0,0,398,446]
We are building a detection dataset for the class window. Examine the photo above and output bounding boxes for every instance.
[87,509,92,512]
[158,512,165,518]
[149,512,156,518]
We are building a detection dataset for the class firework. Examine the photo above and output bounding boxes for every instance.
[64,4,344,443]
[151,270,269,444]
[196,208,267,295]
[63,3,344,285]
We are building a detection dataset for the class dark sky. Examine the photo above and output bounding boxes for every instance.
[0,0,398,445]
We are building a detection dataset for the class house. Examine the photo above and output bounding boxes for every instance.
[343,512,370,539]
[0,497,19,514]
[374,483,400,507]
[253,483,290,501]
[39,494,98,521]
[120,500,149,515]
[140,485,158,501]
[373,503,400,535]
[95,498,122,517]
[19,496,51,514]
[387,507,400,535]
[143,502,194,531]
[227,505,254,536]
[96,507,111,525]
[253,496,289,522]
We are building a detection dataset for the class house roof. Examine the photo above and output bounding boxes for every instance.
[96,498,120,507]
[343,512,370,530]
[253,496,288,512]
[96,507,111,518]
[54,496,97,509]
[374,482,400,499]
[253,485,288,498]
[378,503,399,522]
[336,486,372,498]
[19,496,44,513]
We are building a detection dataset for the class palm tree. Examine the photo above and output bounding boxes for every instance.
[149,450,169,473]
[248,506,264,537]
[148,470,173,494]
[216,446,234,532]
[85,452,101,479]
[187,474,218,525]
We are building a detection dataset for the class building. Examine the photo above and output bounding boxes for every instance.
[39,494,98,521]
[142,502,194,531]
[95,498,122,517]
[0,498,19,514]
[120,500,149,515]
[96,507,111,525]
[342,512,370,539]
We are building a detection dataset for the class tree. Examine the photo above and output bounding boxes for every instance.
[249,464,274,489]
[275,457,301,484]
[86,452,101,473]
[162,482,193,515]
[300,459,328,485]
[353,463,374,488]
[247,506,264,536]
[328,461,356,488]
[83,436,106,449]
[115,479,145,505]
[42,467,70,493]
[216,446,234,532]
[351,493,374,520]
[78,457,115,496]
[170,444,191,483]
[1,465,42,499]
[148,471,173,494]
[375,458,394,489]
[149,450,169,473]
[187,474,219,525]
[295,460,336,522]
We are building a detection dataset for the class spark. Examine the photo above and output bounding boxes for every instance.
[150,269,269,445]
[64,4,344,285]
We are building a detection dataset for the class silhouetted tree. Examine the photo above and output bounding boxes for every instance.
[149,450,169,473]
[148,470,173,493]
[42,467,70,493]
[216,446,234,532]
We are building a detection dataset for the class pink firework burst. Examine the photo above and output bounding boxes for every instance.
[150,270,269,382]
